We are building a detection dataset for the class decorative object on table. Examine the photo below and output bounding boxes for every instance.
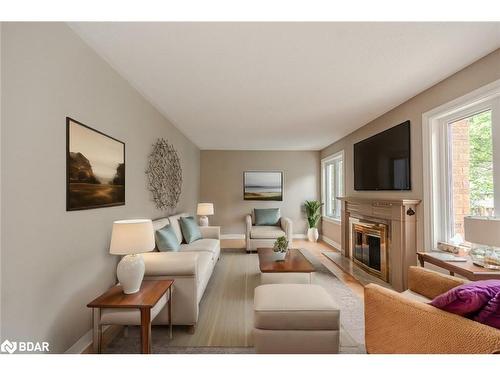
[464,216,500,269]
[243,171,283,201]
[304,200,323,242]
[110,219,155,294]
[272,236,289,261]
[145,138,182,210]
[437,241,469,256]
[197,203,214,226]
[66,117,125,211]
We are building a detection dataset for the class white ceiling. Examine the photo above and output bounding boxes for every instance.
[69,22,500,150]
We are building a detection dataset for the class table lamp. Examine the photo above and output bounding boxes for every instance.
[197,203,214,226]
[464,216,500,269]
[110,219,155,294]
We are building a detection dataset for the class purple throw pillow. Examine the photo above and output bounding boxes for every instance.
[429,280,500,316]
[474,291,500,329]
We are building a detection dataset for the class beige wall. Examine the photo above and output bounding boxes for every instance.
[322,220,341,246]
[321,48,500,253]
[200,150,320,235]
[0,23,200,352]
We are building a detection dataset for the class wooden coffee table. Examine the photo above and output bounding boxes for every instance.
[258,248,315,283]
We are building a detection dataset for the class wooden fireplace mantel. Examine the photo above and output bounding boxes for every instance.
[339,196,421,291]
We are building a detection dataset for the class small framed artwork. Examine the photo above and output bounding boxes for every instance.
[243,171,283,201]
[66,117,125,211]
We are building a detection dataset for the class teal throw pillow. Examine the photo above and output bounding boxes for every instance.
[254,208,280,226]
[179,216,203,244]
[155,225,180,252]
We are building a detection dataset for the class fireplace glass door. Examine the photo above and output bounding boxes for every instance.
[352,222,388,281]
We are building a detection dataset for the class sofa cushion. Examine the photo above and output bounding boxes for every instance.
[167,213,188,244]
[474,291,500,329]
[254,208,281,226]
[429,280,500,316]
[254,284,339,330]
[401,289,431,303]
[155,225,180,252]
[180,238,219,255]
[251,226,285,239]
[179,216,203,244]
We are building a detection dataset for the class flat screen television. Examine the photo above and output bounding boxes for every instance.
[354,120,411,191]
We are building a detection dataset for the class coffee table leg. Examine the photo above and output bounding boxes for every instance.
[168,288,173,339]
[140,308,152,354]
[92,308,101,354]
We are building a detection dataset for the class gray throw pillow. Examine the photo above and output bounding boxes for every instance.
[254,208,280,226]
[179,216,203,244]
[155,225,180,252]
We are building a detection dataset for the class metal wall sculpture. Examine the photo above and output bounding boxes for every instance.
[145,138,182,210]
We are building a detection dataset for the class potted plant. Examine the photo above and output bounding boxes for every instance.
[273,236,289,261]
[304,200,323,242]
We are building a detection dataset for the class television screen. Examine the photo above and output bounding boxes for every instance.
[354,121,411,190]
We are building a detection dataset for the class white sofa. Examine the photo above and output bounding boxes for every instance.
[245,209,293,252]
[141,213,220,332]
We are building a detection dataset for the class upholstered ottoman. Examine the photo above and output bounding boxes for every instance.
[253,284,340,354]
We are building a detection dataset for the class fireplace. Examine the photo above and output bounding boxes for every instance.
[351,221,389,282]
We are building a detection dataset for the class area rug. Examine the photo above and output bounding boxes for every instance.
[105,249,365,354]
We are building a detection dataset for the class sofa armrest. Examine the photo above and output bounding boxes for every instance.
[245,215,252,238]
[280,217,293,242]
[364,283,500,354]
[142,252,198,276]
[200,226,220,240]
[408,266,467,299]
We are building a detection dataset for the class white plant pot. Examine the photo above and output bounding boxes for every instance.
[307,227,319,242]
[273,251,288,261]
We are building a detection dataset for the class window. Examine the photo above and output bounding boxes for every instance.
[321,151,344,221]
[423,80,500,249]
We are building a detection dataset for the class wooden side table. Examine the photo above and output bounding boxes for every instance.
[87,280,174,354]
[417,251,500,281]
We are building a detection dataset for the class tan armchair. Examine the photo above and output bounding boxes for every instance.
[245,210,293,253]
[364,266,500,354]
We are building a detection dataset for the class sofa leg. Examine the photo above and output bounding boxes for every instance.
[187,324,196,334]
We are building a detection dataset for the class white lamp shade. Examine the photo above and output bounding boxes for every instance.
[197,203,214,216]
[109,219,155,255]
[464,216,500,247]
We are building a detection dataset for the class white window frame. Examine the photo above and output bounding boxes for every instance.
[422,79,500,250]
[321,150,344,223]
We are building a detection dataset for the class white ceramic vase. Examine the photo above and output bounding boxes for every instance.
[307,227,319,242]
[273,251,288,261]
[116,254,145,294]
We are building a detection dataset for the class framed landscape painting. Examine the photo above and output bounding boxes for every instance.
[243,171,283,201]
[66,117,125,211]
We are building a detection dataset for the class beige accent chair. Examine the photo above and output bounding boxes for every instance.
[365,266,500,354]
[253,284,340,354]
[141,213,220,333]
[245,209,293,252]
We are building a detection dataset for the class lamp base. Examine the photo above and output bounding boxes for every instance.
[199,215,209,227]
[117,254,145,294]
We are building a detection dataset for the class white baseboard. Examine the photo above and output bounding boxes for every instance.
[221,233,307,240]
[65,325,111,354]
[321,235,341,251]
[220,234,245,240]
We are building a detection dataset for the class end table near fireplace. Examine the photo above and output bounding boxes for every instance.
[87,280,174,354]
